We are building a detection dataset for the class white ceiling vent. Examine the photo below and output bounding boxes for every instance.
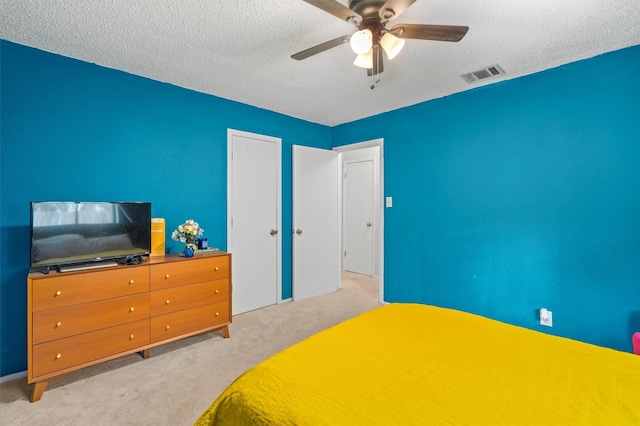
[460,64,505,83]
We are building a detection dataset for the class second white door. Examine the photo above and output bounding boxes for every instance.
[292,145,339,301]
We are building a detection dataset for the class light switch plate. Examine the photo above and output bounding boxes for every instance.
[386,197,392,208]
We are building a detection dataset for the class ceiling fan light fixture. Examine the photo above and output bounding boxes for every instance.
[353,49,373,69]
[350,29,373,54]
[380,32,405,60]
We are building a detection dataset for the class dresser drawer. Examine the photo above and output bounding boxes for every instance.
[150,256,229,290]
[150,279,229,316]
[32,294,150,344]
[31,319,150,378]
[150,301,229,343]
[31,267,149,312]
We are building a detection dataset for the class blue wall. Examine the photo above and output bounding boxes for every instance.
[0,41,331,376]
[333,45,640,352]
[2,40,639,378]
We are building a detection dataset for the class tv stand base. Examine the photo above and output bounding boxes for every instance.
[58,261,118,273]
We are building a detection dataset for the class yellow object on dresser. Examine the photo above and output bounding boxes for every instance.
[195,303,640,426]
[27,251,231,402]
[150,218,166,256]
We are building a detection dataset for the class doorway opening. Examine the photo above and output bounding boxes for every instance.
[335,139,384,304]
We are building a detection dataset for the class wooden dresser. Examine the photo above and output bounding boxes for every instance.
[27,251,231,402]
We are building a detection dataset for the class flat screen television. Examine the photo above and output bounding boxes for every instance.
[30,201,151,270]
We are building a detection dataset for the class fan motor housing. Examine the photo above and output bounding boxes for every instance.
[349,0,387,21]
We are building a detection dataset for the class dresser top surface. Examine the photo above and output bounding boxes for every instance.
[28,251,230,280]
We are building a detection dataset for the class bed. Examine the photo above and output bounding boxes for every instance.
[195,303,640,425]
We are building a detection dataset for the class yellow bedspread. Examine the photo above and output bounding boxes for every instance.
[195,303,640,425]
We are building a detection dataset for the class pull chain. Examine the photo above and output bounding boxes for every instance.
[370,46,381,90]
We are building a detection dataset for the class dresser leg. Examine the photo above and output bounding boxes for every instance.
[31,381,48,402]
[221,325,230,338]
[141,349,150,359]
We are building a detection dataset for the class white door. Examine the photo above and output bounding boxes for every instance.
[292,145,339,301]
[343,160,374,275]
[228,130,280,314]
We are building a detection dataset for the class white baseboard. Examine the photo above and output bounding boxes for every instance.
[0,370,27,383]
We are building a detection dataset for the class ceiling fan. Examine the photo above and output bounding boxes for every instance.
[291,0,469,76]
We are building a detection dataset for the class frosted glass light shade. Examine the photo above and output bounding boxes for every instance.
[350,29,373,54]
[380,32,405,60]
[353,49,373,68]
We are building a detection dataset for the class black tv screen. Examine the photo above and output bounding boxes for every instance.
[30,201,151,268]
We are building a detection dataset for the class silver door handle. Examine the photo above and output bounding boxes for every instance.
[270,229,278,236]
[295,229,303,235]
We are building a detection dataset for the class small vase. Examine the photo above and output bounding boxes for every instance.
[183,246,195,258]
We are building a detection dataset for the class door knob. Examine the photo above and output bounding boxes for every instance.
[366,222,372,227]
[270,229,278,236]
[295,229,303,235]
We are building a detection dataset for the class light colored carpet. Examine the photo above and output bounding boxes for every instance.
[0,272,380,425]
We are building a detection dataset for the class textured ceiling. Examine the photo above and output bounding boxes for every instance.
[1,0,639,126]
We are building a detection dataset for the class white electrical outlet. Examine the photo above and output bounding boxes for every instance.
[540,308,553,327]
[385,197,393,208]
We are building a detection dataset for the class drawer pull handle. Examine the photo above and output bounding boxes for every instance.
[129,279,135,284]
[165,274,170,279]
[129,307,135,312]
[165,325,171,330]
[56,322,62,328]
[56,353,62,359]
[215,267,219,272]
[55,291,62,296]
[130,334,135,340]
[165,300,170,305]
[215,289,219,294]
[215,312,220,317]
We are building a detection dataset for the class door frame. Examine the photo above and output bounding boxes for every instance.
[334,138,385,304]
[227,128,283,305]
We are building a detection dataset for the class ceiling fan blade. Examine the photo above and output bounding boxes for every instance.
[379,0,417,21]
[367,45,384,76]
[291,35,351,60]
[390,24,469,42]
[302,0,362,25]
